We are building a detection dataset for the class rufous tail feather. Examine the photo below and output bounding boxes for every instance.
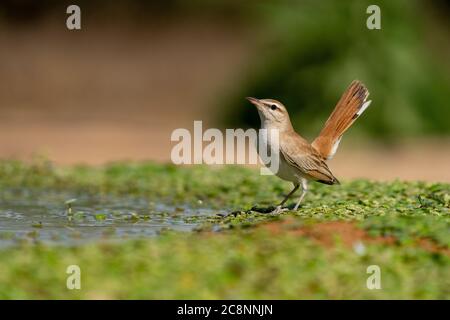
[312,80,371,160]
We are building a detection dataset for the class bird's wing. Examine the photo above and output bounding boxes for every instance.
[280,131,339,185]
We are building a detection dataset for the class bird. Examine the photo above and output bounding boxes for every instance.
[247,80,371,214]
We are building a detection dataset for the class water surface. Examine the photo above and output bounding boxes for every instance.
[0,189,219,246]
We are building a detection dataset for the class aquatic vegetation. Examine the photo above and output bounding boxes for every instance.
[0,160,448,299]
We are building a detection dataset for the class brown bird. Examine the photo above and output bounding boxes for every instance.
[247,80,371,214]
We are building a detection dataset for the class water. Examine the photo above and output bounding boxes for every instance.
[0,189,220,246]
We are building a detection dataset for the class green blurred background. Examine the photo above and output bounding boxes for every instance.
[219,0,450,139]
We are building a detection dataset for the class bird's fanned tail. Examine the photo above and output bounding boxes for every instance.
[312,80,371,160]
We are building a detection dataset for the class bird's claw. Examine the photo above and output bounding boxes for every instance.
[270,206,289,215]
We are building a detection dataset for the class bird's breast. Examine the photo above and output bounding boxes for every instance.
[256,130,301,183]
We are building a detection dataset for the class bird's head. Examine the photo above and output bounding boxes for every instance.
[246,97,292,131]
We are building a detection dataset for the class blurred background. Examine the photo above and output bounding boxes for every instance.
[0,0,449,181]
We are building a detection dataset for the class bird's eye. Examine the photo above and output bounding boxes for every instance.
[270,104,277,110]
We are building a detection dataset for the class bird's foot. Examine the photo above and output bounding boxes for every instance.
[270,205,289,215]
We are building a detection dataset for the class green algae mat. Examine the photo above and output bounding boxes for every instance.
[0,160,448,299]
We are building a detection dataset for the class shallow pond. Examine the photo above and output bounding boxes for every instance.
[0,189,220,246]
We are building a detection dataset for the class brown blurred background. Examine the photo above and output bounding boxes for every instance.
[0,0,449,181]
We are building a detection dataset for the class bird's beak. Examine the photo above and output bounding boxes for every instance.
[246,97,262,108]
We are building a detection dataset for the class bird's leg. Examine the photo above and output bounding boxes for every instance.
[279,184,299,206]
[272,184,299,214]
[293,179,308,211]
